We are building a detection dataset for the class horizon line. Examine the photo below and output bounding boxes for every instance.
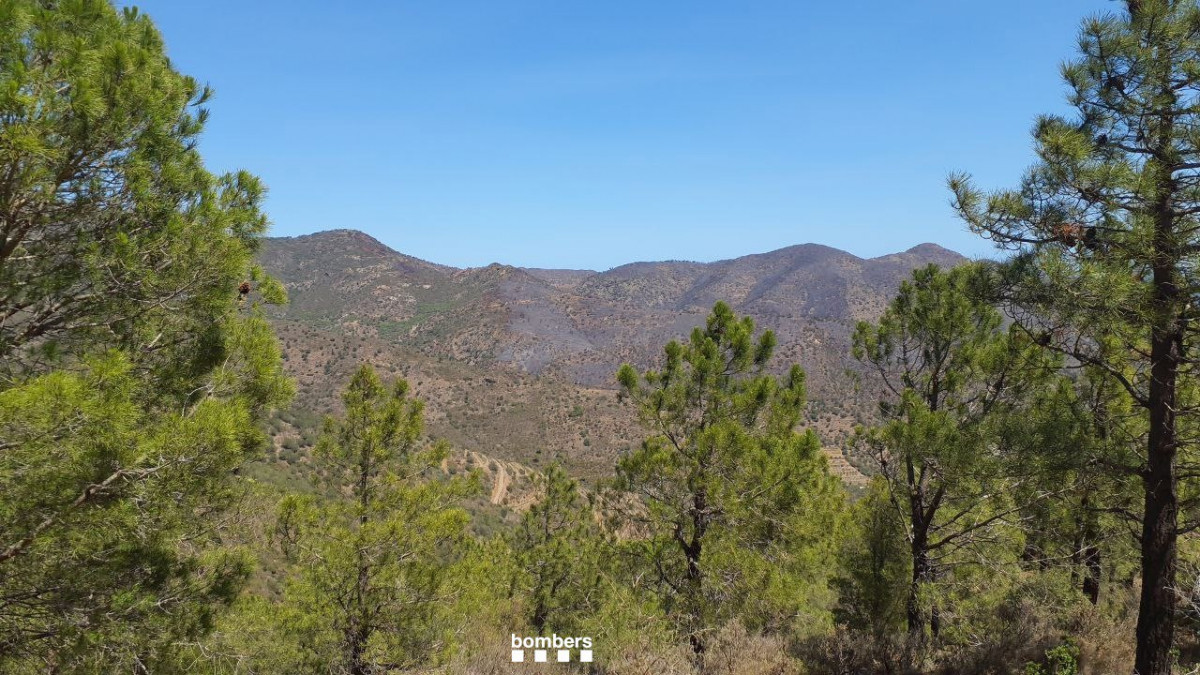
[266,227,971,273]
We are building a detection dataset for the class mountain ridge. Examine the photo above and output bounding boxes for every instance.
[265,228,962,274]
[258,228,967,483]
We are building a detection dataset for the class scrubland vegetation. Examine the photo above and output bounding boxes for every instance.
[7,1,1200,673]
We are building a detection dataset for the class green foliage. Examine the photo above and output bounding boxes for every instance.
[0,1,285,383]
[852,263,1055,651]
[509,463,608,634]
[833,478,910,637]
[0,1,291,669]
[0,352,270,666]
[265,365,478,673]
[1001,369,1141,612]
[950,3,1200,670]
[1024,640,1080,675]
[376,301,455,341]
[615,301,845,657]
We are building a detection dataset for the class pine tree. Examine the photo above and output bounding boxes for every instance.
[615,301,844,661]
[950,2,1200,669]
[1003,370,1141,608]
[852,264,1054,655]
[833,478,911,642]
[510,463,607,635]
[273,365,476,674]
[0,1,291,668]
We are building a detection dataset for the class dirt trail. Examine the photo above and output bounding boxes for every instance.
[490,461,510,505]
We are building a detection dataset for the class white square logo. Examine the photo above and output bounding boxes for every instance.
[557,649,570,662]
[580,649,593,662]
[534,649,548,662]
[511,649,524,662]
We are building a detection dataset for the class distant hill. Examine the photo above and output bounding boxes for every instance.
[257,229,966,485]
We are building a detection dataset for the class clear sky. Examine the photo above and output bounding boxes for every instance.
[127,0,1113,270]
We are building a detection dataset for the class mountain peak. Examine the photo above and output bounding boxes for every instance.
[293,228,393,253]
[869,243,966,266]
[901,243,960,257]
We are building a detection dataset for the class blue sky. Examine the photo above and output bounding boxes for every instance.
[129,0,1111,270]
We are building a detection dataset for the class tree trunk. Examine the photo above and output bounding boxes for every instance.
[906,456,935,648]
[1083,543,1102,606]
[349,449,374,675]
[906,529,931,644]
[532,598,548,635]
[1134,323,1180,675]
[532,572,563,634]
[347,598,372,675]
[684,486,708,659]
[1080,491,1102,605]
[1134,182,1182,673]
